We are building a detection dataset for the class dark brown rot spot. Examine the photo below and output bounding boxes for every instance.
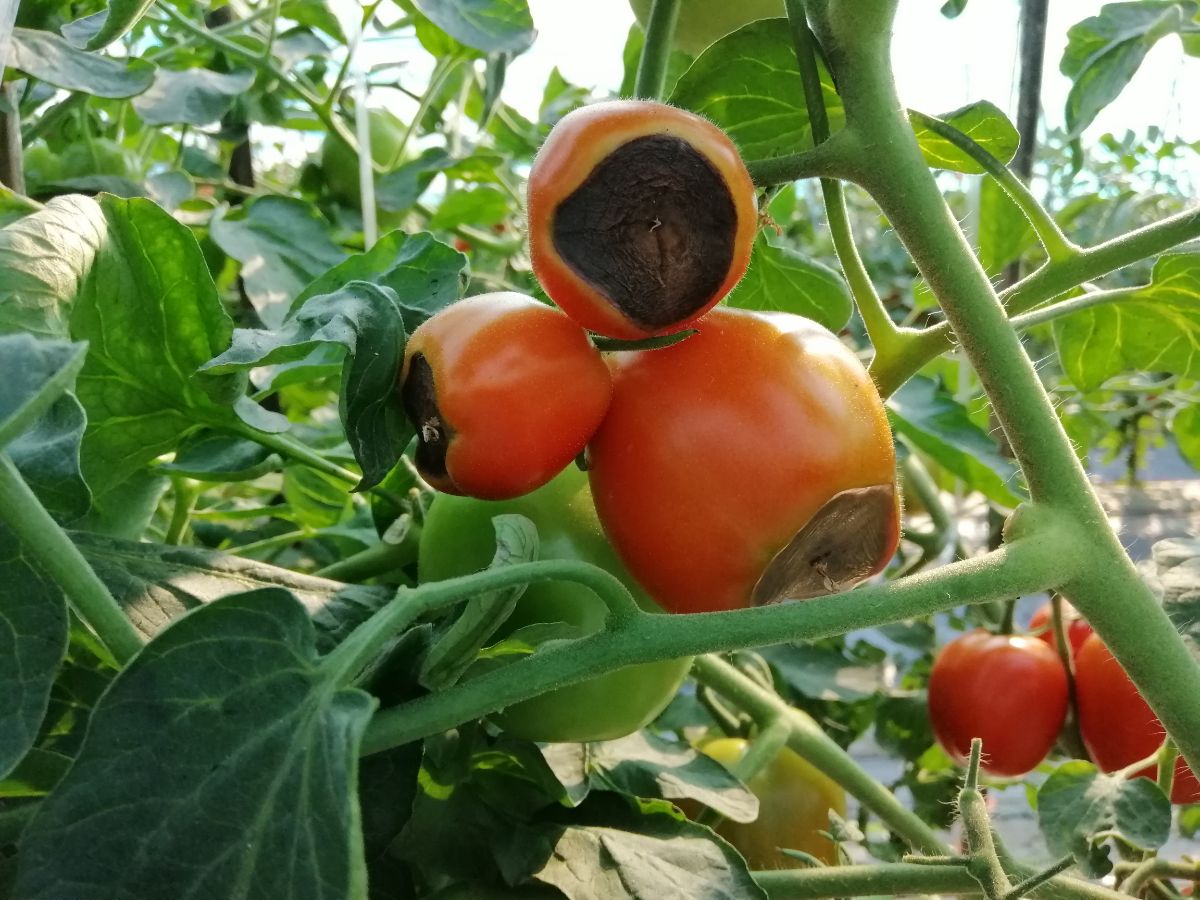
[400,354,452,483]
[552,134,737,331]
[752,483,899,605]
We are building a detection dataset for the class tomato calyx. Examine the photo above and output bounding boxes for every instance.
[552,134,737,332]
[399,353,455,492]
[752,483,900,605]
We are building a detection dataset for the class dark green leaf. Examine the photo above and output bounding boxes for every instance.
[7,390,92,523]
[8,28,156,98]
[133,68,257,126]
[759,643,883,701]
[283,465,353,529]
[158,432,282,482]
[873,694,934,759]
[889,376,1025,507]
[1061,2,1200,138]
[724,239,853,330]
[0,335,86,452]
[914,101,1020,174]
[1037,760,1171,877]
[0,749,72,798]
[15,589,376,898]
[62,0,158,50]
[0,526,70,781]
[70,530,391,652]
[539,732,758,822]
[420,514,538,690]
[412,0,536,54]
[670,18,842,160]
[376,148,456,212]
[941,0,968,17]
[0,195,240,510]
[209,196,347,328]
[1053,253,1200,391]
[201,282,410,490]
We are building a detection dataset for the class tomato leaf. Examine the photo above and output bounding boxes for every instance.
[410,0,537,55]
[1053,253,1200,392]
[913,101,1020,173]
[428,186,510,230]
[0,526,69,783]
[68,530,392,651]
[725,239,853,331]
[978,173,1037,274]
[670,18,843,160]
[620,24,693,99]
[1151,537,1200,662]
[7,28,156,98]
[0,749,72,799]
[0,195,242,510]
[61,0,159,50]
[0,186,40,229]
[14,589,376,898]
[0,335,86,453]
[888,375,1026,508]
[539,732,759,822]
[157,432,282,482]
[420,514,539,691]
[1061,2,1200,139]
[1037,760,1171,877]
[133,68,258,127]
[1174,405,1200,470]
[759,643,884,701]
[200,281,411,490]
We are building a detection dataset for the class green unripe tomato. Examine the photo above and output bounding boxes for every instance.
[61,139,136,180]
[321,110,408,206]
[629,0,784,56]
[418,466,692,743]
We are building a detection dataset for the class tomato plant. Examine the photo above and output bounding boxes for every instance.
[399,292,612,500]
[588,306,899,613]
[1028,599,1094,659]
[928,630,1068,777]
[1075,633,1200,804]
[2,0,1200,897]
[417,466,692,742]
[695,736,847,868]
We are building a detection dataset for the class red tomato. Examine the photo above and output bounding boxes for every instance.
[399,293,612,500]
[1028,600,1094,659]
[527,100,757,340]
[928,630,1068,777]
[586,306,899,613]
[1075,633,1200,804]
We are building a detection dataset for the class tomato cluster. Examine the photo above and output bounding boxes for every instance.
[405,99,900,742]
[928,602,1197,795]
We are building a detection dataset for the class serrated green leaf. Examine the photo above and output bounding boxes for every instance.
[1061,2,1200,138]
[1037,760,1171,877]
[8,28,155,98]
[913,101,1020,174]
[724,239,853,331]
[15,589,376,898]
[888,376,1025,507]
[1053,253,1200,391]
[670,18,843,160]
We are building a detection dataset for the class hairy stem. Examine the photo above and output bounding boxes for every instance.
[362,535,1068,754]
[694,655,946,854]
[753,862,979,898]
[634,0,681,101]
[0,454,144,665]
[1009,287,1142,332]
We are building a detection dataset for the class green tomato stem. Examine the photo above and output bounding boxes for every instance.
[692,654,946,855]
[1001,857,1079,900]
[1008,286,1143,332]
[323,559,644,686]
[633,0,681,101]
[164,476,198,546]
[0,453,144,665]
[743,133,858,185]
[361,533,1066,753]
[1049,594,1090,762]
[803,0,1200,780]
[959,741,1012,898]
[752,862,980,898]
[314,528,420,583]
[1156,738,1178,798]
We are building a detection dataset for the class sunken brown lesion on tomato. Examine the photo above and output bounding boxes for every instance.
[550,134,737,332]
[399,353,454,489]
[752,483,900,605]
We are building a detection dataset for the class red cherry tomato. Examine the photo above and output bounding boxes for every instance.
[399,292,611,500]
[453,238,473,253]
[1028,600,1093,659]
[527,100,757,340]
[586,306,899,614]
[928,630,1068,777]
[1074,633,1200,804]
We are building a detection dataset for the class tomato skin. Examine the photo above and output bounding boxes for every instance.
[928,630,1068,777]
[586,307,899,614]
[527,100,757,340]
[629,0,785,56]
[1028,601,1093,659]
[1075,633,1200,804]
[399,293,612,501]
[697,738,846,868]
[417,467,692,743]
